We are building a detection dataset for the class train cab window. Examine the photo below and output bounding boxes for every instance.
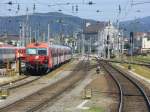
[26,48,36,55]
[3,49,6,54]
[38,48,47,55]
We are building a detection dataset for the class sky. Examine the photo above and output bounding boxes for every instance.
[0,0,150,22]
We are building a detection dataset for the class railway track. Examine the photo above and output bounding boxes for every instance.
[0,76,41,90]
[0,58,89,112]
[134,58,150,68]
[98,60,150,112]
[0,76,28,87]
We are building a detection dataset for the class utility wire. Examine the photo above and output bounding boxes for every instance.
[131,1,150,5]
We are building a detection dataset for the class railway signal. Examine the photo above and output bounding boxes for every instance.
[128,31,134,69]
[7,1,13,5]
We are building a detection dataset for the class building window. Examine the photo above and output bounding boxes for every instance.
[147,36,150,41]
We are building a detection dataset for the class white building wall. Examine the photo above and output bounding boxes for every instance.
[97,24,119,58]
[142,37,150,49]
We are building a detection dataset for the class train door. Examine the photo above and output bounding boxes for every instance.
[0,48,2,64]
[64,49,66,61]
[58,48,60,65]
[48,47,53,68]
[56,48,58,66]
[53,48,57,66]
[63,48,65,62]
[51,48,54,67]
[60,49,63,63]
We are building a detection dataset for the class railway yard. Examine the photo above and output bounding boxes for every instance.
[1,0,150,111]
[0,0,150,111]
[0,55,149,112]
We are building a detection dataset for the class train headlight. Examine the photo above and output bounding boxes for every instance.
[35,56,39,59]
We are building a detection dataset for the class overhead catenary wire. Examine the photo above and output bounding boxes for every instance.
[131,1,150,5]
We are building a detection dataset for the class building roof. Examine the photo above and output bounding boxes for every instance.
[134,32,150,38]
[0,34,19,41]
[0,43,15,47]
[84,22,108,34]
[134,32,145,36]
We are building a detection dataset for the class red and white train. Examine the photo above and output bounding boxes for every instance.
[25,42,72,73]
[0,44,25,65]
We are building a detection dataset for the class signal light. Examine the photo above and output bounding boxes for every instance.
[8,1,13,5]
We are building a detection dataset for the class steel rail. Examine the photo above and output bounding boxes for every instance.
[0,76,29,87]
[98,59,150,112]
[0,58,88,112]
[110,63,150,112]
[102,62,123,112]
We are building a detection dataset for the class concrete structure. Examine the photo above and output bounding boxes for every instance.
[77,22,120,59]
[0,34,20,46]
[77,22,107,55]
[134,32,150,53]
[98,23,119,59]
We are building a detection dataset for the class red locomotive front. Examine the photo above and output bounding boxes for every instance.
[25,42,51,74]
[25,42,72,75]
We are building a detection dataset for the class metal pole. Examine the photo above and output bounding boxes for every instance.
[29,27,32,43]
[26,8,29,45]
[37,29,39,42]
[19,23,22,46]
[18,57,21,75]
[48,24,50,44]
[34,30,36,42]
[22,23,25,46]
[82,32,85,56]
[97,30,100,57]
[121,29,124,61]
[107,24,110,59]
[89,37,91,54]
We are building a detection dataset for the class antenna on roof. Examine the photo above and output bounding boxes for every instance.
[75,5,78,13]
[17,4,20,11]
[48,23,50,45]
[72,5,74,13]
[33,3,36,13]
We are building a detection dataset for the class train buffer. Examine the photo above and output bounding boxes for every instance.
[82,88,92,99]
[6,69,16,76]
[0,88,9,99]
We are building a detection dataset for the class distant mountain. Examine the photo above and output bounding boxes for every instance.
[0,12,96,37]
[120,16,150,35]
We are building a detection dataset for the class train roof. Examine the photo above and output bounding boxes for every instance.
[50,44,71,49]
[0,44,17,49]
[26,42,48,48]
[0,44,15,47]
[0,44,25,49]
[27,42,71,50]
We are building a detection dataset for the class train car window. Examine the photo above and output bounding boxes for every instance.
[60,50,62,56]
[26,48,37,55]
[7,49,9,54]
[3,49,6,54]
[38,48,47,55]
[0,49,2,54]
[13,49,15,54]
[55,49,58,57]
[54,49,56,57]
[8,49,10,54]
[1,49,4,54]
[52,49,55,57]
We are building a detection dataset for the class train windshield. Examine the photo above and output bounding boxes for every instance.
[26,48,36,55]
[37,48,47,55]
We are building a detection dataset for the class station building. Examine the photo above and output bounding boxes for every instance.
[77,21,120,59]
[133,32,150,54]
[0,34,20,46]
